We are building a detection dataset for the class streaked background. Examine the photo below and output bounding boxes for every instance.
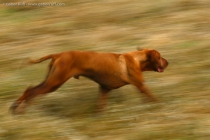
[0,0,210,139]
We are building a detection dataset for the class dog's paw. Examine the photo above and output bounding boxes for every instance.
[9,100,25,115]
[142,97,159,104]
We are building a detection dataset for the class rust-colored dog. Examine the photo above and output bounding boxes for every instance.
[10,48,168,114]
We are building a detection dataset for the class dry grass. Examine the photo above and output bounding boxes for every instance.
[1,0,210,139]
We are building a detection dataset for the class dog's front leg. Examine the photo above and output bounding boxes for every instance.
[128,74,159,102]
[129,75,159,102]
[97,86,111,112]
[135,83,159,102]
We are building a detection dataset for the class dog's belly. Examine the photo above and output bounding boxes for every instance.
[84,74,128,89]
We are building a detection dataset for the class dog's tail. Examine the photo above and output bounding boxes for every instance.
[29,54,57,64]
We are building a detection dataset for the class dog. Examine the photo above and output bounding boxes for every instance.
[10,48,168,114]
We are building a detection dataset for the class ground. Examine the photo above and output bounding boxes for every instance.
[0,0,210,140]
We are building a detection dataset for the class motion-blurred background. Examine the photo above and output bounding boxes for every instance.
[1,0,210,139]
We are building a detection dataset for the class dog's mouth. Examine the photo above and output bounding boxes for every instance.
[155,67,164,73]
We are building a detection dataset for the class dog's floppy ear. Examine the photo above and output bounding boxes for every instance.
[146,50,155,60]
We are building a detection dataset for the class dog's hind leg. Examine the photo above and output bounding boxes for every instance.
[9,60,74,114]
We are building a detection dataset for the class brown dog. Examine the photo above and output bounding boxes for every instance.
[10,48,168,114]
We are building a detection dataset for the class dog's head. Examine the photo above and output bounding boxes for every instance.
[138,48,168,72]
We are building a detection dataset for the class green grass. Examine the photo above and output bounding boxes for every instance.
[1,0,210,140]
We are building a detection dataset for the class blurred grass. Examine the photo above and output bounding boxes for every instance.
[1,0,210,140]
